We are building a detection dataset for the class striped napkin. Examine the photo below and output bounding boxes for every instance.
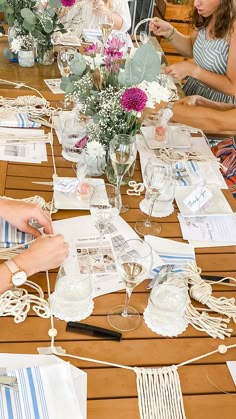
[0,363,83,419]
[145,235,195,279]
[0,219,33,248]
[0,113,40,128]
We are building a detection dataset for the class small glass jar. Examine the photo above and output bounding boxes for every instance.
[18,49,35,67]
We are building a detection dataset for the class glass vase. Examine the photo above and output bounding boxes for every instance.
[37,43,54,65]
[18,49,35,67]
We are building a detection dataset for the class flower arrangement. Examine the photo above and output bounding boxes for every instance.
[61,40,172,161]
[0,0,76,59]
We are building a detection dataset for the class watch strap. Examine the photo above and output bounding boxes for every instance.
[5,259,20,274]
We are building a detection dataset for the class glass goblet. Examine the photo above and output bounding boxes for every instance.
[135,159,173,237]
[89,183,121,257]
[109,134,137,213]
[107,239,153,332]
[57,46,77,110]
[98,12,114,46]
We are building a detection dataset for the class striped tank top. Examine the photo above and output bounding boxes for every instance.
[183,28,235,103]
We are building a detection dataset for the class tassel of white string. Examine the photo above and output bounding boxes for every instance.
[135,366,186,419]
[183,264,236,322]
[165,272,233,339]
[0,281,50,323]
[0,95,56,118]
[157,148,226,171]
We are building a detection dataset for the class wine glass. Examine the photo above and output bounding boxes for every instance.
[107,239,153,331]
[89,183,121,258]
[109,134,137,214]
[98,12,114,47]
[135,159,173,237]
[57,46,77,109]
[140,31,150,45]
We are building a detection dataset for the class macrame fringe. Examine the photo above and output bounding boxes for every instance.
[135,366,186,419]
[0,95,56,118]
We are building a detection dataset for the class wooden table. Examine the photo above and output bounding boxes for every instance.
[0,42,236,419]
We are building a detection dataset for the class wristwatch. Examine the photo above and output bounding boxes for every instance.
[163,102,174,119]
[4,259,27,286]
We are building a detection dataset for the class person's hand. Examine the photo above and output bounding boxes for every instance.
[177,95,201,106]
[14,235,69,277]
[164,61,198,80]
[149,17,173,38]
[0,199,53,237]
[93,0,110,16]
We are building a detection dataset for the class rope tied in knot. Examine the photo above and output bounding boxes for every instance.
[189,280,212,305]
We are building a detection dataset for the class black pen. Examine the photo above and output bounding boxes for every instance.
[66,321,122,341]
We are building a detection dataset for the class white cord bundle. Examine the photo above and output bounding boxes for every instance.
[157,148,225,169]
[0,131,53,144]
[164,264,236,339]
[0,281,50,323]
[0,95,55,118]
[135,366,186,419]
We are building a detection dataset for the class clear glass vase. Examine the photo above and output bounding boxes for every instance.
[18,49,35,67]
[37,42,54,65]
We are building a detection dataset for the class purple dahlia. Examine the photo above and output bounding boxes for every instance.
[121,88,148,113]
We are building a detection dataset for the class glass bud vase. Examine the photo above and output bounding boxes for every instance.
[37,42,54,65]
[18,49,35,67]
[105,134,136,185]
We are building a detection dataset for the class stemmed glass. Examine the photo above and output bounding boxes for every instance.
[98,12,114,47]
[109,134,137,213]
[135,159,172,237]
[89,183,121,258]
[57,46,77,109]
[140,31,150,45]
[107,239,153,331]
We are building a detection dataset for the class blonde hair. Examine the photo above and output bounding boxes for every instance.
[104,0,113,9]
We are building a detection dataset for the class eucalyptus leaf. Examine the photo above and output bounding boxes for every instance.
[43,20,54,34]
[47,8,55,18]
[60,77,75,94]
[70,56,87,76]
[21,8,36,23]
[118,44,161,86]
[49,0,62,7]
[23,20,36,32]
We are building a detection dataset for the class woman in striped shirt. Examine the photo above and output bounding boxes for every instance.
[150,0,236,103]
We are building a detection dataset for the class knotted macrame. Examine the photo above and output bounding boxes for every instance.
[0,95,55,118]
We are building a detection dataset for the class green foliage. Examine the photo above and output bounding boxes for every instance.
[118,43,161,86]
[70,55,87,76]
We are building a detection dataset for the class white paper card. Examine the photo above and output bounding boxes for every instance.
[44,78,64,94]
[183,185,213,213]
[227,361,236,387]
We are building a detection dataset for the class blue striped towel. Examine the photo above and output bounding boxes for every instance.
[0,367,49,419]
[175,161,199,186]
[145,235,196,279]
[0,113,40,128]
[0,219,33,248]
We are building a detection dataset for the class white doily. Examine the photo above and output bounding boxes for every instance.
[139,198,174,218]
[49,293,94,322]
[143,306,188,337]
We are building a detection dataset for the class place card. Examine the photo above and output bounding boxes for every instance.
[44,78,64,94]
[183,185,213,213]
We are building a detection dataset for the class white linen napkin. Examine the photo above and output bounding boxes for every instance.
[0,218,33,248]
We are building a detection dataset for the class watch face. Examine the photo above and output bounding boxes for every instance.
[12,271,27,286]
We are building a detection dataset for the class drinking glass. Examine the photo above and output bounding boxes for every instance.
[107,239,153,331]
[89,183,121,257]
[61,118,87,162]
[98,12,114,46]
[135,159,173,236]
[57,46,77,109]
[140,31,150,45]
[109,134,137,213]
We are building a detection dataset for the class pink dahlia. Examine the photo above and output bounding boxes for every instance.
[61,0,76,7]
[121,88,148,112]
[84,43,98,56]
